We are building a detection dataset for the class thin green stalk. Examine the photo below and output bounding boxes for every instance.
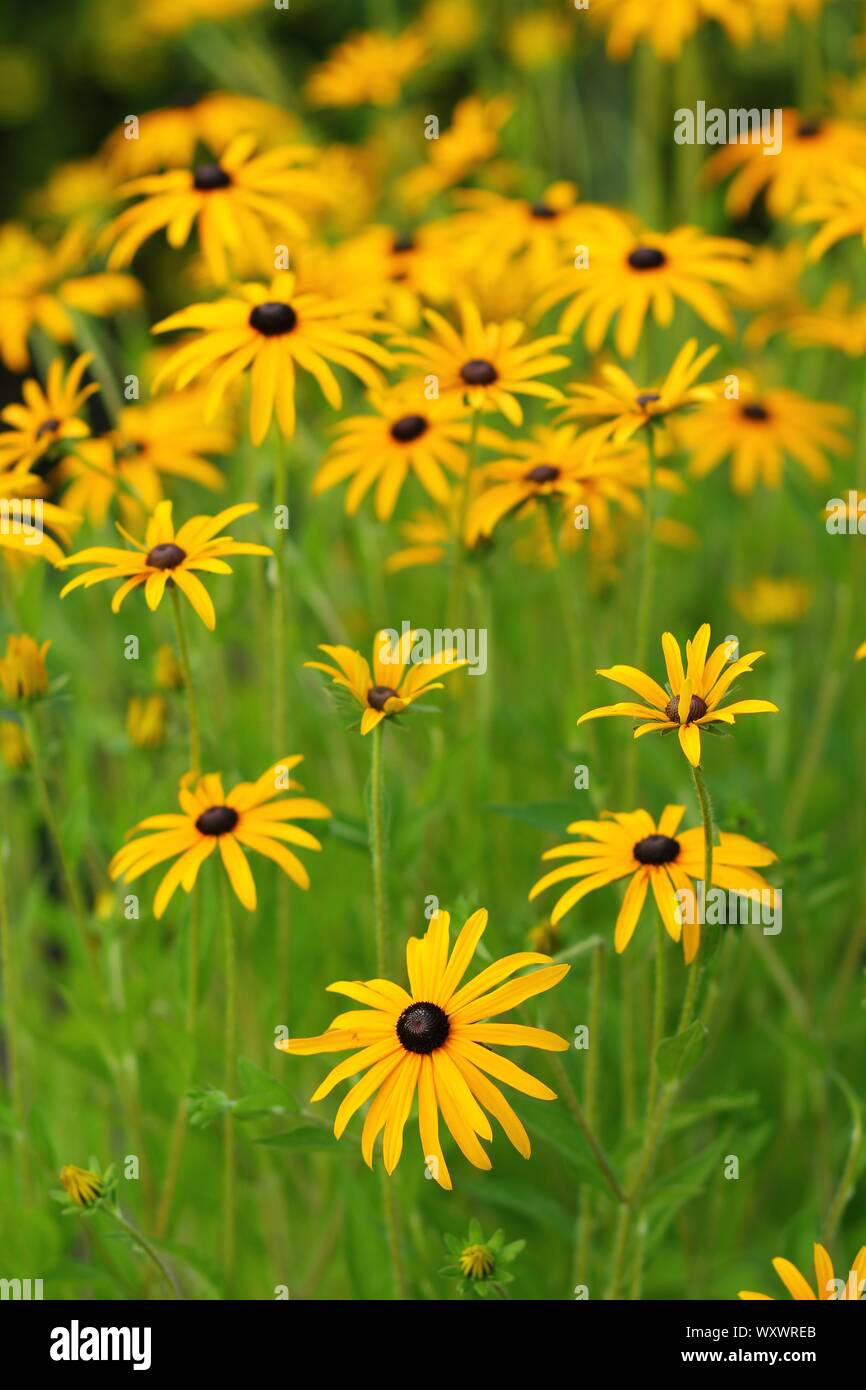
[634,426,658,675]
[575,943,604,1288]
[368,721,388,977]
[220,872,238,1292]
[445,407,480,621]
[379,1169,408,1300]
[0,812,27,1197]
[784,582,850,841]
[646,918,667,1115]
[108,1206,178,1299]
[689,760,718,959]
[272,433,292,1023]
[154,886,201,1241]
[169,588,201,775]
[620,954,638,1130]
[547,1050,627,1206]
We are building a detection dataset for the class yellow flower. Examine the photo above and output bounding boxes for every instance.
[127,694,167,749]
[305,627,468,736]
[730,577,813,627]
[786,286,866,356]
[460,1244,496,1279]
[795,164,866,262]
[443,182,595,285]
[507,12,572,69]
[592,0,753,62]
[0,634,50,702]
[0,220,141,373]
[728,244,808,351]
[312,383,470,519]
[396,300,569,427]
[101,92,299,179]
[677,379,849,494]
[60,500,271,630]
[707,111,866,220]
[535,210,748,359]
[0,353,98,473]
[398,95,512,212]
[102,134,332,283]
[752,0,826,38]
[59,1165,102,1207]
[530,805,778,964]
[578,622,779,767]
[0,720,29,770]
[307,28,427,108]
[110,757,331,916]
[422,0,481,53]
[152,271,392,444]
[740,1242,866,1301]
[154,642,184,691]
[465,424,651,545]
[277,907,570,1189]
[557,338,721,448]
[0,469,80,567]
[385,509,452,573]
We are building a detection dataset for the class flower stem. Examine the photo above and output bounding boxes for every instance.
[646,918,667,1115]
[547,1050,627,1205]
[0,811,27,1197]
[107,1206,178,1299]
[689,760,718,959]
[575,943,604,1287]
[272,434,292,1023]
[169,588,201,775]
[634,426,658,675]
[445,407,480,622]
[220,871,237,1293]
[379,1168,408,1300]
[154,886,200,1241]
[368,721,388,977]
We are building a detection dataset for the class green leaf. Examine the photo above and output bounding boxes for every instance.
[488,801,577,832]
[253,1124,338,1151]
[655,1020,708,1083]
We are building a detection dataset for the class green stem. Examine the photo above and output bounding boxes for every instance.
[0,810,27,1197]
[220,872,237,1293]
[108,1206,178,1299]
[368,722,388,977]
[634,427,658,675]
[689,760,718,959]
[272,435,291,1023]
[169,588,201,775]
[575,943,604,1288]
[445,407,480,622]
[154,886,200,1241]
[547,1051,627,1206]
[379,1168,408,1300]
[646,918,667,1116]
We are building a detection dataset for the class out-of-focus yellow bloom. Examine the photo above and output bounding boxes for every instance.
[307,28,427,108]
[399,96,512,212]
[753,0,826,39]
[127,694,167,749]
[101,93,298,179]
[29,158,117,224]
[706,111,866,220]
[135,0,266,39]
[730,577,813,627]
[507,12,572,70]
[0,721,29,770]
[786,286,866,356]
[422,0,481,53]
[0,634,50,703]
[728,244,808,351]
[0,353,98,474]
[155,643,184,692]
[593,0,753,61]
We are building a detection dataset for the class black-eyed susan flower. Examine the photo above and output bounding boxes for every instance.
[127,694,167,749]
[0,470,79,567]
[677,379,849,494]
[102,135,332,283]
[740,1242,866,1301]
[535,210,748,359]
[59,500,271,629]
[0,353,97,473]
[0,220,141,373]
[0,720,29,770]
[59,1164,103,1207]
[385,509,453,573]
[0,633,50,702]
[444,182,597,282]
[109,757,331,916]
[277,908,569,1189]
[708,110,866,220]
[529,806,778,964]
[578,623,778,767]
[795,164,866,262]
[306,27,427,107]
[305,627,467,735]
[101,93,299,178]
[152,271,392,444]
[728,244,808,351]
[557,339,721,447]
[464,424,649,544]
[396,300,569,426]
[592,0,753,60]
[399,96,512,212]
[312,384,470,519]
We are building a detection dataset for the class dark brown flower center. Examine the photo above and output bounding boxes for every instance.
[635,392,661,407]
[249,301,298,336]
[665,693,708,725]
[797,118,823,139]
[525,463,561,484]
[530,201,557,219]
[193,162,232,191]
[460,358,498,387]
[392,233,415,253]
[741,402,770,422]
[195,804,239,836]
[628,245,667,271]
[390,413,428,444]
[367,684,399,711]
[146,543,186,570]
[633,834,680,866]
[396,1000,450,1054]
[36,416,61,438]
